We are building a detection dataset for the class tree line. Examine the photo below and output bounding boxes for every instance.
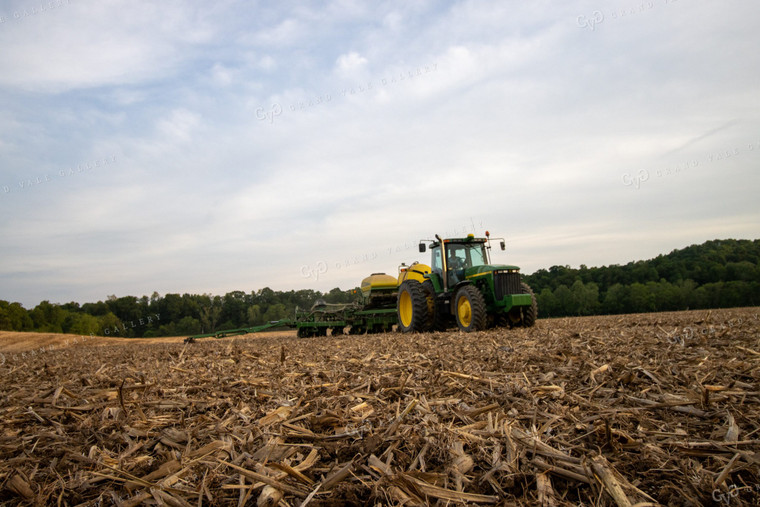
[0,288,356,338]
[523,239,760,317]
[0,239,758,336]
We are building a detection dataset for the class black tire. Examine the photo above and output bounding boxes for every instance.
[521,282,538,327]
[349,325,365,335]
[397,280,430,333]
[454,285,487,332]
[493,314,508,329]
[422,280,447,331]
[331,326,345,336]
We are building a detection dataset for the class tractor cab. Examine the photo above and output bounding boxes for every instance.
[422,233,505,292]
[429,236,491,289]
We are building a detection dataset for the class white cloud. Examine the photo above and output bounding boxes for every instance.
[0,1,219,93]
[155,109,201,143]
[336,51,368,75]
[211,63,234,86]
[248,18,303,47]
[259,55,277,71]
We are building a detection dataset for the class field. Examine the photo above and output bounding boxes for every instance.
[1,308,759,506]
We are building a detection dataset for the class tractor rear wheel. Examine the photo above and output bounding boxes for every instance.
[422,280,447,331]
[397,280,430,333]
[454,285,487,332]
[521,282,538,327]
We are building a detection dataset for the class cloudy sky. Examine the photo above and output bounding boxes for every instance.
[1,0,758,308]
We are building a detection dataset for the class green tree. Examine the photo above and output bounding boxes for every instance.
[221,291,248,327]
[99,312,123,336]
[200,295,222,332]
[61,301,81,313]
[157,322,177,336]
[725,261,756,281]
[603,284,629,314]
[537,289,558,317]
[0,301,33,331]
[553,285,574,316]
[572,280,600,315]
[30,301,67,332]
[176,316,202,335]
[255,287,277,310]
[325,287,352,304]
[631,261,659,284]
[181,294,201,320]
[263,303,288,322]
[628,283,655,313]
[106,295,142,328]
[247,305,263,326]
[676,279,698,309]
[0,301,10,330]
[549,266,577,291]
[64,313,101,335]
[81,300,109,316]
[649,280,681,312]
[161,293,184,323]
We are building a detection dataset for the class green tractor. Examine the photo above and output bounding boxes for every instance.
[396,232,537,333]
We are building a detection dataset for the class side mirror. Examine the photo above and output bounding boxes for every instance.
[500,241,506,251]
[418,243,426,253]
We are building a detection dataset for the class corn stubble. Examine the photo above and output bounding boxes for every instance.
[1,308,759,505]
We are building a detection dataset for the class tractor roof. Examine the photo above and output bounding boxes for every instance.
[430,234,487,248]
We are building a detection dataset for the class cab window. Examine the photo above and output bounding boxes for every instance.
[431,246,442,273]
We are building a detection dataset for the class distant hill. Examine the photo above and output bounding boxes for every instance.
[523,239,760,317]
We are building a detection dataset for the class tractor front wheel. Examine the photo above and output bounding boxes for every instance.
[454,285,487,332]
[521,282,538,327]
[397,280,430,333]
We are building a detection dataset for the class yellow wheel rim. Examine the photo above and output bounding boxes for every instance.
[457,295,472,328]
[399,290,413,327]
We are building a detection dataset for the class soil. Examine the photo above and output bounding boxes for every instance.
[1,307,758,505]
